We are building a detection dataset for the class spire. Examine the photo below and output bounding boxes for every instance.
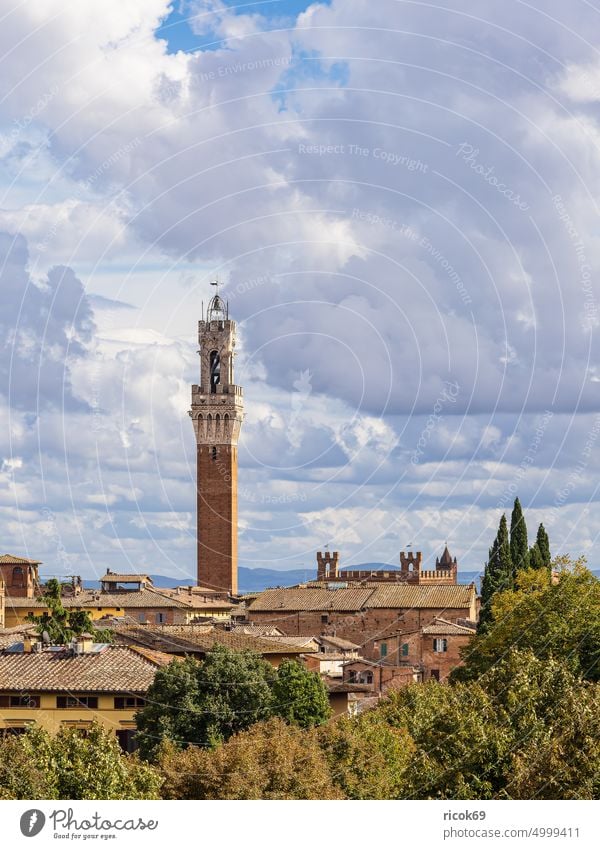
[438,545,454,566]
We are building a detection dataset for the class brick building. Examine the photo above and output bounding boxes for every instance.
[0,554,41,599]
[316,546,459,585]
[246,582,477,660]
[373,617,476,682]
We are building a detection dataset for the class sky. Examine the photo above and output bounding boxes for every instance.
[0,0,599,581]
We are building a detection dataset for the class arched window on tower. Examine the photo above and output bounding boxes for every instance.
[212,446,217,461]
[210,350,220,393]
[12,566,24,588]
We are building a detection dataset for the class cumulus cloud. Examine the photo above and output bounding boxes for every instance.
[0,0,598,576]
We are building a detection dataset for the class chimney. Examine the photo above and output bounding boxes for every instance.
[23,634,33,653]
[74,632,94,654]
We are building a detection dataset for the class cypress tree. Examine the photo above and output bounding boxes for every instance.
[479,513,512,630]
[510,497,529,577]
[528,542,544,570]
[536,523,551,569]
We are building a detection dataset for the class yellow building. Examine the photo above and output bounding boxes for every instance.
[4,572,235,628]
[0,633,170,751]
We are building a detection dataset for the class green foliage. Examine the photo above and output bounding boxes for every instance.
[479,513,512,630]
[0,727,57,799]
[158,718,340,800]
[377,681,509,799]
[136,647,276,758]
[510,497,529,576]
[271,660,331,728]
[528,542,544,570]
[0,723,161,800]
[536,523,551,568]
[319,711,413,799]
[27,580,107,643]
[455,561,600,682]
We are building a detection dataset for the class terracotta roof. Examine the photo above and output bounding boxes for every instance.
[101,573,152,583]
[364,584,475,609]
[248,583,475,612]
[232,624,285,637]
[0,625,37,649]
[113,624,308,656]
[318,636,360,651]
[248,587,374,612]
[6,588,188,610]
[421,618,476,636]
[0,645,165,693]
[0,554,41,565]
[261,635,318,649]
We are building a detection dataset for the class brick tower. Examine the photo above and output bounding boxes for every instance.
[189,288,243,594]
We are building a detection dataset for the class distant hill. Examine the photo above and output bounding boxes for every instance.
[58,566,599,595]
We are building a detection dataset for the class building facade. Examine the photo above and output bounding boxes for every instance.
[189,291,244,595]
[246,582,477,660]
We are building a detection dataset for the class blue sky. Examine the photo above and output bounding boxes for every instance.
[0,0,599,581]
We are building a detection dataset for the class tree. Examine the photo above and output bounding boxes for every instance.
[158,718,340,800]
[27,578,106,643]
[271,660,331,728]
[136,646,277,759]
[509,497,529,576]
[479,513,512,630]
[536,523,551,568]
[454,560,600,682]
[0,723,161,800]
[475,650,600,800]
[528,542,544,570]
[377,680,509,799]
[319,711,413,799]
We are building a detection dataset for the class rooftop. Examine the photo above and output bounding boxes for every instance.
[248,583,476,613]
[421,618,477,636]
[6,588,193,610]
[112,624,311,656]
[0,553,41,565]
[100,572,153,583]
[0,645,168,693]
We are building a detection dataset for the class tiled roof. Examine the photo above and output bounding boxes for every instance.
[101,573,152,583]
[6,588,188,610]
[0,554,41,565]
[261,635,318,649]
[421,618,477,635]
[232,624,285,637]
[318,636,360,651]
[0,645,166,693]
[248,587,374,612]
[248,583,475,612]
[113,624,308,656]
[0,625,37,649]
[364,584,475,609]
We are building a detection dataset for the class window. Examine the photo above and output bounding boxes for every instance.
[430,669,440,681]
[347,670,356,683]
[10,695,39,708]
[11,566,24,588]
[56,696,98,709]
[209,350,220,392]
[379,642,388,658]
[0,695,39,708]
[212,446,218,461]
[116,729,138,753]
[401,643,409,656]
[155,612,165,624]
[433,638,448,653]
[321,614,329,624]
[114,697,145,710]
[138,613,147,623]
[1,726,27,736]
[362,671,374,685]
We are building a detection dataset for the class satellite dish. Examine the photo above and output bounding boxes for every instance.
[42,631,51,645]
